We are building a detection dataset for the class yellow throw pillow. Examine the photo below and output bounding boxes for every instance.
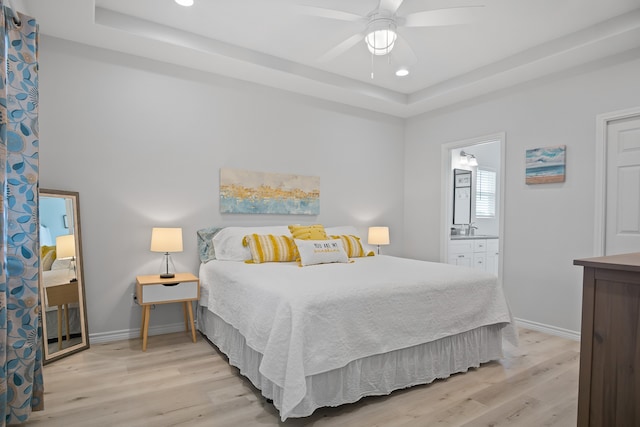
[41,248,57,271]
[288,224,328,240]
[242,234,299,264]
[41,244,56,259]
[330,235,369,258]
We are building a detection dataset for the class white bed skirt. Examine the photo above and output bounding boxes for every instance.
[198,306,505,420]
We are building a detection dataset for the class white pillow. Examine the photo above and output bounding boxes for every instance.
[51,258,72,270]
[324,225,376,255]
[295,239,349,266]
[213,226,290,261]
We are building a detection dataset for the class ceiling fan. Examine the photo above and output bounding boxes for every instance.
[298,0,483,68]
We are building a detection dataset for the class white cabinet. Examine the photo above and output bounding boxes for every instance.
[448,240,474,267]
[472,240,487,271]
[449,238,499,276]
[485,239,500,276]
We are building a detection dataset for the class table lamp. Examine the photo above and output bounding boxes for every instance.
[368,226,390,255]
[150,227,183,279]
[56,234,77,281]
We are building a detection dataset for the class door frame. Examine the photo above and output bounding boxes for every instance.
[440,132,506,280]
[594,106,640,256]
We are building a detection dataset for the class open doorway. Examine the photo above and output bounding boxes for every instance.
[440,133,505,279]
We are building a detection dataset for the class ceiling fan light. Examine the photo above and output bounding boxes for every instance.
[174,0,194,7]
[365,28,397,56]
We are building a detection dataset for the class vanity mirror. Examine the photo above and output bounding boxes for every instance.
[453,169,472,225]
[39,189,89,363]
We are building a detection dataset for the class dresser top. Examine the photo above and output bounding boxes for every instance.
[574,252,640,272]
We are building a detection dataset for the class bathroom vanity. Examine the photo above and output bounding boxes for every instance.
[448,235,499,275]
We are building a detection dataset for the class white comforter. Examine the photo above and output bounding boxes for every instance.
[199,255,513,419]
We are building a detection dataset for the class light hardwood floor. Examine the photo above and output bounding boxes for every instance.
[25,328,579,427]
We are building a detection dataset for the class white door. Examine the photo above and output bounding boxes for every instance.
[605,115,640,255]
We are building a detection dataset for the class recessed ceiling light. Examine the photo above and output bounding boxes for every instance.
[395,68,409,77]
[175,0,194,6]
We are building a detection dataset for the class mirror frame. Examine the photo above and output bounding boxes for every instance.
[39,189,89,363]
[453,169,472,225]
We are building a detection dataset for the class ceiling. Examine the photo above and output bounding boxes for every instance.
[18,0,640,117]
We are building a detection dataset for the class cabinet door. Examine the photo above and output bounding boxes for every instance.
[473,239,487,253]
[486,252,499,276]
[473,253,486,271]
[449,254,472,267]
[448,240,474,267]
[485,240,499,275]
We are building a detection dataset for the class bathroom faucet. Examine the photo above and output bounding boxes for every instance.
[467,223,477,235]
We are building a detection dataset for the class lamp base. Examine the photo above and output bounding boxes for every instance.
[160,273,175,279]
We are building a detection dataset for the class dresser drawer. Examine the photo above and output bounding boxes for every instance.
[139,281,198,304]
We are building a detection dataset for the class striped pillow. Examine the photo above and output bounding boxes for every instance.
[242,234,299,264]
[330,234,372,258]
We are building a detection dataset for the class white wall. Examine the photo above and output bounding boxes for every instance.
[39,33,640,341]
[38,37,405,339]
[404,53,640,336]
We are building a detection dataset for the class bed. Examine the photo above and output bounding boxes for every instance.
[196,225,516,421]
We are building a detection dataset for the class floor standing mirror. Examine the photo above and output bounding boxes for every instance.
[39,189,89,363]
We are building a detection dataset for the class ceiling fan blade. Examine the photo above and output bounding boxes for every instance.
[403,5,484,27]
[318,32,365,62]
[294,5,363,22]
[378,0,405,14]
[391,35,418,66]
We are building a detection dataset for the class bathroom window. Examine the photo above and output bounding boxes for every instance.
[476,168,496,218]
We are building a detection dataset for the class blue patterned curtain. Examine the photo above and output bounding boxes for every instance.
[0,4,43,425]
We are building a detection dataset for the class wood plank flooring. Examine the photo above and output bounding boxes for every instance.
[25,328,580,426]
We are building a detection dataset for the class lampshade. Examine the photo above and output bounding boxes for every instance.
[56,234,76,259]
[368,227,390,245]
[150,228,183,253]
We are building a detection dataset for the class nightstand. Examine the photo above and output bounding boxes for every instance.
[135,272,199,351]
[45,281,80,350]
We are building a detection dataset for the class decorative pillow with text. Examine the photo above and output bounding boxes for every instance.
[294,238,349,266]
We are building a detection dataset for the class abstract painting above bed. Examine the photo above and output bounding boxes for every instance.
[219,168,320,215]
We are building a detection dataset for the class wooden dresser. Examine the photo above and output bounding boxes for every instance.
[574,253,640,427]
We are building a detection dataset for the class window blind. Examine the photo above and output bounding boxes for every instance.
[476,168,496,218]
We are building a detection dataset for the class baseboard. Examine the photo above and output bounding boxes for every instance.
[514,317,580,341]
[89,322,187,344]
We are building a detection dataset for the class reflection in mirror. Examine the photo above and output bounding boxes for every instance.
[453,169,472,225]
[39,189,89,363]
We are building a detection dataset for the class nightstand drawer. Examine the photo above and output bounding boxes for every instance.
[140,281,198,304]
